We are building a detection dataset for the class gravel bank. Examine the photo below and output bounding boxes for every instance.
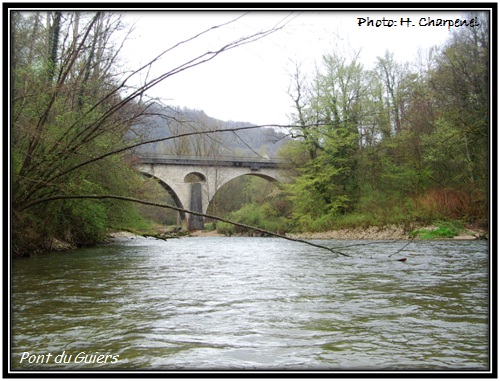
[287,226,409,240]
[108,226,485,242]
[287,225,485,240]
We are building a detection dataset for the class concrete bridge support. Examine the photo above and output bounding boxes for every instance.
[189,182,205,230]
[137,159,288,230]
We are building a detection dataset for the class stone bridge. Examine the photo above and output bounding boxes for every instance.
[136,155,289,230]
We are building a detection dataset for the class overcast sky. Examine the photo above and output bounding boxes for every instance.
[119,9,474,125]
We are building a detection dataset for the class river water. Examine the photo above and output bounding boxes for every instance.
[11,236,490,372]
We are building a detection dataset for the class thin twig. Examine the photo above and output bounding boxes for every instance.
[388,236,415,257]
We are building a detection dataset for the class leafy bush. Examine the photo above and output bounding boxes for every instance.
[108,201,153,233]
[216,222,236,236]
[68,199,108,244]
[216,202,291,235]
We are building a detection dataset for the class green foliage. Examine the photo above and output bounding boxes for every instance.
[10,12,161,255]
[284,149,356,228]
[216,202,290,236]
[106,199,153,233]
[65,200,108,244]
[415,227,456,239]
[279,19,489,235]
[410,221,465,239]
[204,222,217,231]
[216,222,235,236]
[288,214,335,233]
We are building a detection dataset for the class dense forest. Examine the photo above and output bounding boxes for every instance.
[220,12,490,236]
[10,11,489,256]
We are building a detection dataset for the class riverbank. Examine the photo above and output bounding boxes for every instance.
[108,224,486,242]
[286,225,486,240]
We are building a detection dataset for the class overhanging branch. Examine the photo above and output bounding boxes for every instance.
[18,193,350,257]
[45,122,319,185]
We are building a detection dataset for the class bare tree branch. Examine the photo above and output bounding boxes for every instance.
[14,12,298,208]
[41,122,317,193]
[18,193,351,257]
[65,13,292,156]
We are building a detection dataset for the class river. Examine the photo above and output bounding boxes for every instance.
[11,236,490,372]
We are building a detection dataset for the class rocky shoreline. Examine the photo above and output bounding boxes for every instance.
[286,226,485,240]
[109,225,486,241]
[287,226,409,240]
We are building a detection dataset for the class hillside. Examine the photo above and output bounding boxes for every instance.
[129,103,289,159]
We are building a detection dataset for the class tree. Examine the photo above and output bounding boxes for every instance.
[282,51,367,227]
[426,11,489,197]
[286,60,321,161]
[280,14,489,228]
[10,10,289,256]
[374,51,408,135]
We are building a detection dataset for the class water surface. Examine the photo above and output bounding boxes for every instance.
[11,236,490,371]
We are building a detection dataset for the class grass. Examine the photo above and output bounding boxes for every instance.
[409,220,465,239]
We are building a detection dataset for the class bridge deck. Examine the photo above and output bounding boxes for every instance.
[136,154,285,169]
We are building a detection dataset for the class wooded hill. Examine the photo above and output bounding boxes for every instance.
[129,103,289,159]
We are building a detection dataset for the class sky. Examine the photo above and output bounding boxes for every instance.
[118,8,477,125]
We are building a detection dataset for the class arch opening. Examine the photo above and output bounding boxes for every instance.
[206,174,280,217]
[184,172,206,183]
[140,172,186,223]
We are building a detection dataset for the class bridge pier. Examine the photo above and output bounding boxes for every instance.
[188,182,205,230]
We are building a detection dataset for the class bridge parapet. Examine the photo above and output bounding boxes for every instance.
[136,154,287,169]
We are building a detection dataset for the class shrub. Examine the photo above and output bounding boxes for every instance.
[216,202,291,235]
[216,221,235,236]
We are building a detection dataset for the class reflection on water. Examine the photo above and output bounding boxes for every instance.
[11,237,489,371]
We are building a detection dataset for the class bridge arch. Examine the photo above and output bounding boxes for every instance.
[212,171,280,194]
[237,172,279,183]
[136,156,288,230]
[140,172,186,223]
[184,172,206,183]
